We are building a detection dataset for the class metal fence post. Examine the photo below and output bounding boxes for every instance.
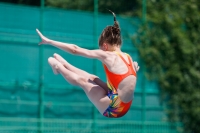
[39,0,45,133]
[142,0,147,133]
[92,0,98,132]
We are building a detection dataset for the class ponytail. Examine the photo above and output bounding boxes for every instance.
[99,10,122,46]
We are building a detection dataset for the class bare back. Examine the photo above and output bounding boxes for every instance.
[102,51,137,103]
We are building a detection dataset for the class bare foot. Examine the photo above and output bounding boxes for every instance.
[48,57,60,75]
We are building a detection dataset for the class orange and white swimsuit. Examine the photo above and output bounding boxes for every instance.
[103,52,136,118]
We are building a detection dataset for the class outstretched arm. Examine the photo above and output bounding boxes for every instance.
[36,29,107,60]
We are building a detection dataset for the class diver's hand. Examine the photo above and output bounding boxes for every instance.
[133,61,140,72]
[36,29,51,45]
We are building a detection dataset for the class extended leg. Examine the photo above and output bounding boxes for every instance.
[48,57,110,114]
[53,53,94,78]
[53,53,109,92]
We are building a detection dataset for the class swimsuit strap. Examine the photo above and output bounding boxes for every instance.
[115,51,136,76]
[114,52,130,65]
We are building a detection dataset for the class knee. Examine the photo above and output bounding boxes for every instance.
[89,74,99,81]
[48,57,54,64]
[53,53,59,58]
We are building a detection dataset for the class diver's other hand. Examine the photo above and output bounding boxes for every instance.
[36,29,51,45]
[133,61,140,72]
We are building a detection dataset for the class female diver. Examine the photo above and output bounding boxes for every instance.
[36,11,139,118]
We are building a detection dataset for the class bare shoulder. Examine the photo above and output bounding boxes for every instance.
[92,49,117,60]
[101,51,118,66]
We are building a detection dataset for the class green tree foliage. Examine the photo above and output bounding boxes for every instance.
[46,0,137,14]
[0,0,137,14]
[134,0,200,132]
[46,0,94,11]
[0,0,40,6]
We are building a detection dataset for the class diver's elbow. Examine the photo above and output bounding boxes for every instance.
[71,44,79,54]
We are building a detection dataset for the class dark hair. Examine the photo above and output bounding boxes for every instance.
[99,10,122,47]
